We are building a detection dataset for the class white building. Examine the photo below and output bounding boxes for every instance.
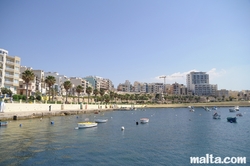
[186,71,217,96]
[0,48,21,94]
[44,72,69,95]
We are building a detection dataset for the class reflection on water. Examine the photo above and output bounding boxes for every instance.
[1,107,250,165]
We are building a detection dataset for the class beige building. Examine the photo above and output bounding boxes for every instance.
[18,66,36,96]
[0,48,21,94]
[70,77,92,96]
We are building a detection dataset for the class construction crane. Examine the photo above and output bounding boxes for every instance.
[159,76,166,84]
[159,75,184,84]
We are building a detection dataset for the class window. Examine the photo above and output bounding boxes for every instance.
[15,60,20,64]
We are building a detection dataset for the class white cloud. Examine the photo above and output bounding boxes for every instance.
[207,68,226,80]
[153,68,226,84]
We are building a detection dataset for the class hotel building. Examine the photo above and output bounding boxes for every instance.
[186,71,217,96]
[0,48,21,94]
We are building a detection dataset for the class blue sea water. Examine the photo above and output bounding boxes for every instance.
[0,107,249,166]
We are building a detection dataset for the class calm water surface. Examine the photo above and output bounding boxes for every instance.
[0,107,249,166]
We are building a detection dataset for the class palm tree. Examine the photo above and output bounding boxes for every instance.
[93,89,99,103]
[76,85,83,103]
[86,87,93,103]
[109,91,114,103]
[45,76,56,101]
[22,69,35,102]
[99,88,105,103]
[63,81,72,103]
[104,94,110,104]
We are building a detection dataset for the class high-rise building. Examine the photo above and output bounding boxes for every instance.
[186,71,217,96]
[0,48,21,94]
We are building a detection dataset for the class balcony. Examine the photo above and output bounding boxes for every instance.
[4,81,14,85]
[5,67,14,72]
[6,61,15,65]
[5,74,14,78]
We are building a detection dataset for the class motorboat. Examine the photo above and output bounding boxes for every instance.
[227,117,237,123]
[229,108,236,112]
[211,106,217,110]
[234,106,240,111]
[229,106,239,112]
[140,118,149,124]
[77,122,98,129]
[190,109,195,112]
[0,121,8,126]
[236,113,243,117]
[213,112,221,119]
[95,119,108,123]
[204,107,210,111]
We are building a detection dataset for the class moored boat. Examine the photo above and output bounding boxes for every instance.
[229,108,236,112]
[140,118,149,124]
[227,117,237,123]
[211,106,217,110]
[77,122,98,129]
[213,112,221,119]
[236,113,243,117]
[234,106,240,111]
[95,119,108,123]
[0,121,8,126]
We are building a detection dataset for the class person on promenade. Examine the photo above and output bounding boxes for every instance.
[0,99,5,113]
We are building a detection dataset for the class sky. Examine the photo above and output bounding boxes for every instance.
[0,0,249,91]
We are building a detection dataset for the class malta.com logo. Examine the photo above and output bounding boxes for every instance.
[190,154,246,164]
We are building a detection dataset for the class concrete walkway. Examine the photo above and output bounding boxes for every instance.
[0,108,113,121]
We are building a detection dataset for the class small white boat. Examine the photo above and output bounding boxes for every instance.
[95,119,108,123]
[0,121,8,126]
[140,118,149,124]
[77,122,98,129]
[234,106,239,111]
[190,109,195,112]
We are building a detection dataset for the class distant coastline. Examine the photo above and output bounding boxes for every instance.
[145,101,250,108]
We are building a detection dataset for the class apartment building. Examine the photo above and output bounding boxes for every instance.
[132,82,148,93]
[216,89,229,98]
[169,82,187,95]
[70,77,92,96]
[186,71,217,96]
[44,72,69,96]
[0,48,21,94]
[84,76,113,91]
[117,80,132,92]
[18,66,36,96]
[147,83,164,94]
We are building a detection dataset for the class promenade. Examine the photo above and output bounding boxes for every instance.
[0,101,249,121]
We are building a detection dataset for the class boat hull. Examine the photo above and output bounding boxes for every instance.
[227,117,237,123]
[0,121,8,126]
[78,122,98,129]
[95,119,108,123]
[140,118,149,124]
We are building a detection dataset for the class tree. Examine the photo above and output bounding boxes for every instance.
[1,88,13,97]
[109,91,114,103]
[45,76,56,101]
[86,87,93,103]
[63,81,72,103]
[93,89,99,103]
[99,88,105,103]
[22,69,35,102]
[76,85,83,103]
[104,94,110,104]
